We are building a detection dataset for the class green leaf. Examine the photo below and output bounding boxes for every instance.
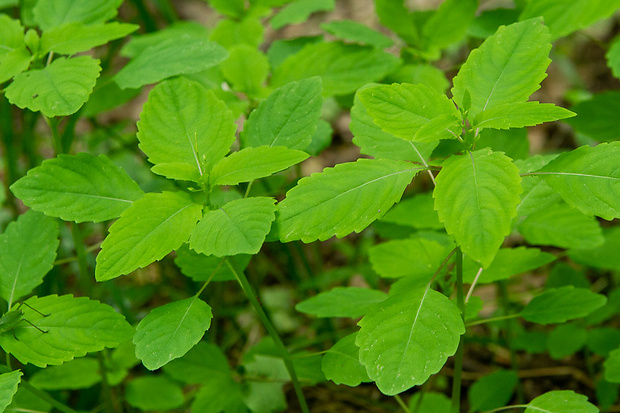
[271,41,400,96]
[608,38,620,80]
[208,0,245,18]
[33,0,123,31]
[270,0,334,30]
[190,197,276,256]
[386,64,449,94]
[209,16,264,50]
[120,21,209,58]
[452,18,551,119]
[369,238,450,280]
[524,390,598,413]
[191,377,245,413]
[521,286,607,324]
[220,44,269,97]
[95,191,203,281]
[114,38,228,89]
[163,341,231,384]
[11,153,143,222]
[0,15,31,84]
[322,333,370,387]
[6,56,101,117]
[295,287,387,318]
[421,0,477,51]
[374,0,417,45]
[474,102,575,130]
[30,358,100,390]
[433,149,522,268]
[477,128,530,161]
[40,22,138,55]
[537,142,620,220]
[320,20,394,49]
[0,371,21,413]
[0,210,58,304]
[547,324,587,359]
[0,295,134,367]
[134,297,213,370]
[408,392,452,413]
[277,158,420,242]
[565,92,620,141]
[174,245,250,282]
[463,247,556,284]
[569,227,620,270]
[468,370,518,412]
[520,0,620,39]
[210,146,309,186]
[356,287,464,395]
[241,77,323,150]
[125,376,184,411]
[605,348,620,383]
[517,202,604,249]
[137,77,236,182]
[380,193,443,230]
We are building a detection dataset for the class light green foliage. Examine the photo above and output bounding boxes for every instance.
[267,36,322,69]
[547,324,587,359]
[210,146,308,186]
[570,227,620,270]
[321,333,370,387]
[524,390,598,413]
[241,77,323,150]
[358,83,460,143]
[420,0,477,52]
[95,191,203,281]
[520,0,620,39]
[270,0,334,29]
[566,92,620,142]
[40,22,138,55]
[521,286,607,324]
[11,153,143,222]
[434,149,522,268]
[33,0,122,31]
[6,56,101,117]
[174,245,249,282]
[0,210,58,304]
[408,392,452,413]
[137,77,236,182]
[114,38,228,89]
[0,295,133,367]
[120,21,209,58]
[515,154,561,216]
[30,358,100,390]
[295,287,387,318]
[0,15,31,84]
[369,238,450,280]
[277,158,420,242]
[386,64,449,94]
[468,370,518,412]
[220,45,269,97]
[208,0,245,18]
[380,193,442,229]
[210,16,264,49]
[321,20,393,49]
[474,102,575,130]
[125,376,184,411]
[537,142,620,220]
[134,297,213,370]
[373,0,417,45]
[356,288,464,395]
[190,197,276,256]
[463,247,556,284]
[0,371,21,412]
[605,348,620,383]
[271,42,400,96]
[452,18,551,119]
[607,38,620,80]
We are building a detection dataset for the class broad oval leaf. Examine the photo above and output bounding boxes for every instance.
[434,149,522,267]
[210,146,309,186]
[33,0,123,31]
[174,245,249,282]
[240,77,323,150]
[474,102,575,130]
[521,286,607,325]
[6,56,101,117]
[30,358,100,390]
[0,371,21,412]
[468,370,518,412]
[536,142,620,220]
[0,295,134,367]
[463,247,556,284]
[95,191,203,281]
[125,376,184,411]
[0,15,31,84]
[295,287,387,318]
[320,20,394,49]
[270,0,334,30]
[40,22,139,55]
[604,347,620,383]
[163,341,232,384]
[566,92,620,142]
[190,197,276,257]
[452,18,551,119]
[114,38,228,89]
[11,153,143,223]
[220,45,269,97]
[277,158,420,242]
[322,333,371,387]
[137,77,236,182]
[134,297,213,370]
[524,390,598,413]
[356,287,464,395]
[0,210,58,305]
[369,238,450,280]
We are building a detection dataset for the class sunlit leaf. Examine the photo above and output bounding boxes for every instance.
[322,333,371,387]
[40,22,138,55]
[521,286,607,324]
[295,287,387,318]
[0,371,21,412]
[524,390,598,413]
[33,0,123,31]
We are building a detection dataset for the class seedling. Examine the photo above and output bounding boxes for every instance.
[0,302,49,340]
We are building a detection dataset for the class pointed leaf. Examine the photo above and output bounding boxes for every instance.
[604,347,620,383]
[434,149,522,267]
[210,146,309,186]
[11,153,144,222]
[295,287,387,318]
[452,19,551,118]
[114,38,228,89]
[521,286,607,324]
[241,77,323,150]
[369,238,450,280]
[40,22,139,55]
[320,20,394,49]
[380,193,442,230]
[525,391,598,413]
[190,197,276,257]
[566,92,620,142]
[358,83,460,142]
[0,371,21,412]
[30,358,100,390]
[125,376,184,411]
[469,370,518,412]
[421,0,478,51]
[121,22,209,58]
[536,142,620,220]
[134,297,213,370]
[174,245,249,282]
[356,287,464,395]
[220,44,269,97]
[6,56,101,117]
[33,0,123,31]
[474,102,575,130]
[322,333,370,387]
[0,15,31,84]
[463,247,556,284]
[163,341,231,384]
[277,158,420,242]
[0,295,134,367]
[95,191,203,281]
[0,210,58,304]
[270,0,334,30]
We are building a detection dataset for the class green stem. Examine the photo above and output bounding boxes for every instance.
[128,0,158,32]
[465,313,521,327]
[451,248,465,413]
[0,95,19,216]
[153,0,178,23]
[97,352,116,413]
[45,117,62,155]
[20,380,78,413]
[70,222,91,291]
[225,259,310,413]
[482,405,529,413]
[498,281,524,403]
[395,394,409,412]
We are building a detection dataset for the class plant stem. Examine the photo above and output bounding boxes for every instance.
[498,281,524,403]
[225,259,310,413]
[70,222,91,291]
[0,95,19,216]
[20,380,78,413]
[97,351,116,413]
[451,248,465,413]
[395,394,409,412]
[465,313,521,327]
